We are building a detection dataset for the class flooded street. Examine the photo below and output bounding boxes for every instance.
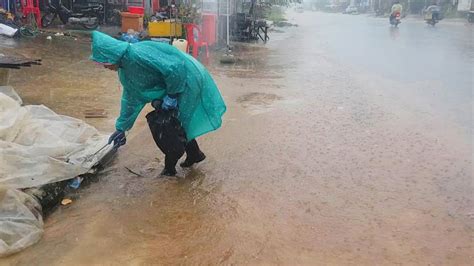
[3,11,473,265]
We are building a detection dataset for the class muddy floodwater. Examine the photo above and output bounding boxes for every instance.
[2,11,473,265]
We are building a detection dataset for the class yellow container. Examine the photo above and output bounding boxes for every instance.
[148,20,183,37]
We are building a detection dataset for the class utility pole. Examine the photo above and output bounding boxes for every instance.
[226,0,230,47]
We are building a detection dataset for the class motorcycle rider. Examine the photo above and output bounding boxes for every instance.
[390,0,403,24]
[426,1,441,22]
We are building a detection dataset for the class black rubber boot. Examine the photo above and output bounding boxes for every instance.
[180,152,206,168]
[160,167,177,177]
[161,154,179,177]
[180,139,206,168]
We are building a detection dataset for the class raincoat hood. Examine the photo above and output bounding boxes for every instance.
[90,31,130,64]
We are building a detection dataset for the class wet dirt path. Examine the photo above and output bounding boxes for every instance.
[3,12,473,265]
[1,34,122,132]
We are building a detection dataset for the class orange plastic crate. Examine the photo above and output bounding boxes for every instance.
[121,12,144,33]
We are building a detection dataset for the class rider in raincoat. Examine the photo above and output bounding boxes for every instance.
[390,0,403,24]
[90,31,226,176]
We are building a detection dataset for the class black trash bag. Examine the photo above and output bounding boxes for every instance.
[146,106,187,161]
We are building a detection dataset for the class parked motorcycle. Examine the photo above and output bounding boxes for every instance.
[423,6,441,26]
[41,1,103,29]
[390,12,401,27]
[105,8,122,26]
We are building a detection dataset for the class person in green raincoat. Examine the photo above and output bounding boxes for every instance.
[90,31,226,176]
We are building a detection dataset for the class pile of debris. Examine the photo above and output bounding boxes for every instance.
[0,7,39,38]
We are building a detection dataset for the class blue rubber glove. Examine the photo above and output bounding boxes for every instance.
[108,130,126,147]
[161,95,178,110]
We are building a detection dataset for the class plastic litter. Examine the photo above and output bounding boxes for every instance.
[68,177,83,189]
[120,29,140,43]
[60,198,73,206]
[0,23,18,37]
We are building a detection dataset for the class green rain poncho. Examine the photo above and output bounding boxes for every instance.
[90,31,226,140]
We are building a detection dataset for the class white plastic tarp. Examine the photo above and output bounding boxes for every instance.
[0,88,111,256]
[0,188,43,257]
[0,23,18,38]
[0,90,110,189]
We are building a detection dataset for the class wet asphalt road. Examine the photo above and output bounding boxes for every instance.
[298,12,473,135]
[3,11,473,265]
